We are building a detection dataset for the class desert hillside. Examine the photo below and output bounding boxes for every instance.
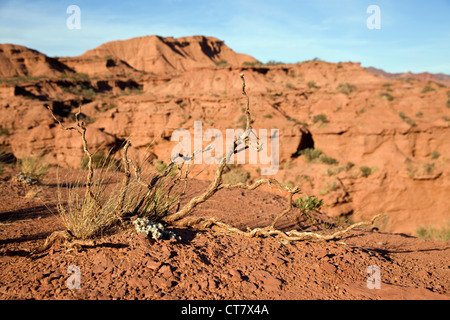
[0,35,449,237]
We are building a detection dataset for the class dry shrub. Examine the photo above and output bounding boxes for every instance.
[17,157,49,181]
[18,75,381,257]
[56,162,131,240]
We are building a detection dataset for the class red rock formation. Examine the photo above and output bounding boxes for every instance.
[0,38,449,235]
[74,35,257,74]
[0,44,72,77]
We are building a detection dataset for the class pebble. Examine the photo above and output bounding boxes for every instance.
[146,259,161,270]
[228,268,242,282]
[152,276,174,289]
[321,262,337,274]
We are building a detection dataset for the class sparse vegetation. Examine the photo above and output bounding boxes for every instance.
[312,114,329,124]
[380,92,394,101]
[319,155,339,165]
[423,162,435,175]
[58,73,90,81]
[398,111,417,127]
[62,83,97,99]
[360,166,377,178]
[319,181,338,195]
[0,75,49,85]
[285,83,295,89]
[337,83,357,95]
[295,196,324,215]
[17,157,49,181]
[421,86,435,94]
[299,148,338,165]
[235,114,248,129]
[242,61,264,67]
[215,60,229,67]
[323,165,346,176]
[416,224,450,241]
[307,81,320,90]
[265,60,284,66]
[0,126,10,136]
[430,150,440,159]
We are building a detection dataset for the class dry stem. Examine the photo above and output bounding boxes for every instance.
[47,105,101,211]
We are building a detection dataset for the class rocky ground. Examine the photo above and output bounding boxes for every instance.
[0,167,448,300]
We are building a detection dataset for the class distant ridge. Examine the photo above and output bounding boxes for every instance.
[74,35,258,74]
[0,35,258,77]
[0,44,73,77]
[366,66,450,85]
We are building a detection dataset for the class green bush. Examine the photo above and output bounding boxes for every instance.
[312,114,328,124]
[431,151,440,159]
[0,126,10,136]
[319,155,338,165]
[360,166,377,178]
[299,148,338,165]
[295,196,324,214]
[300,148,323,162]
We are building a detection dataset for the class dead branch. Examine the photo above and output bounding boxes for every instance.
[162,74,380,242]
[115,140,132,218]
[173,214,382,242]
[47,105,101,211]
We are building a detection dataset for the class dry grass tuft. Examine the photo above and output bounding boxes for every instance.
[56,162,130,240]
[17,157,49,181]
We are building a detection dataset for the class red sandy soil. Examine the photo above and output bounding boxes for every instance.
[0,167,448,300]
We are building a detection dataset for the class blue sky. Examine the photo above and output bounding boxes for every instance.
[0,0,449,74]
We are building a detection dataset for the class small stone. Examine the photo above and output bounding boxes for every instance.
[228,268,242,282]
[146,259,161,270]
[153,277,174,289]
[199,279,209,290]
[93,264,107,274]
[158,265,173,278]
[321,262,337,273]
[317,250,328,259]
[269,256,287,265]
[128,275,148,289]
